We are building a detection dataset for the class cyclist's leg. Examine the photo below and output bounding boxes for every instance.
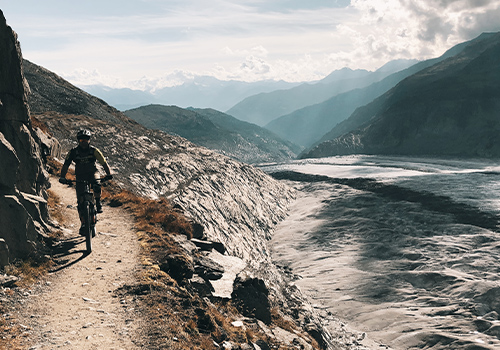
[92,172,103,213]
[75,181,86,235]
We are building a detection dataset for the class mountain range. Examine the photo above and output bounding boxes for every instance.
[302,32,500,158]
[90,30,499,161]
[124,104,300,164]
[263,43,479,149]
[81,76,300,112]
[226,59,418,127]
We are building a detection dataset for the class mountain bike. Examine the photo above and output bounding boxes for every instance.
[61,176,111,254]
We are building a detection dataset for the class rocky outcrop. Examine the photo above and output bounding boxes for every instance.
[0,10,50,265]
[232,273,272,324]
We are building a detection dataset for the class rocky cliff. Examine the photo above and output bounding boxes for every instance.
[0,10,51,265]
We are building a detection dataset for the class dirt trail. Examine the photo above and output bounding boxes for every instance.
[13,177,144,349]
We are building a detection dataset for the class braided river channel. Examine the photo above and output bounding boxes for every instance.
[263,156,500,350]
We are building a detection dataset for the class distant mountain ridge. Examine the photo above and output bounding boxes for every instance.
[302,32,500,159]
[226,60,418,127]
[264,47,476,149]
[81,77,300,112]
[124,104,300,164]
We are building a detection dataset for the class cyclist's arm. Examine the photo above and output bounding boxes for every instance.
[60,149,75,178]
[94,148,112,176]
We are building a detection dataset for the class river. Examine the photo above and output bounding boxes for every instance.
[262,155,500,350]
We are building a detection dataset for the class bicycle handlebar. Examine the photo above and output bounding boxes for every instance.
[59,175,113,186]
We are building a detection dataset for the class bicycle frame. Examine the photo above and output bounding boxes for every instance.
[65,178,102,254]
[79,180,96,253]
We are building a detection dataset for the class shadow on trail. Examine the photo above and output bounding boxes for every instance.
[271,171,499,232]
[49,236,90,272]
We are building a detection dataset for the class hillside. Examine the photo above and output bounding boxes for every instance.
[226,61,417,127]
[124,104,300,164]
[302,32,500,159]
[6,44,358,348]
[24,59,291,266]
[265,44,473,149]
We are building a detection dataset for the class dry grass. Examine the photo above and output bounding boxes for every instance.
[0,261,53,350]
[102,185,193,239]
[98,185,296,349]
[0,323,24,350]
[31,115,51,135]
[3,259,53,288]
[0,294,20,350]
[45,189,66,240]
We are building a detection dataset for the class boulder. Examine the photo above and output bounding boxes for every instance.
[159,253,194,282]
[191,238,226,254]
[231,273,271,324]
[188,275,214,297]
[191,222,204,239]
[0,238,9,267]
[0,274,18,287]
[34,126,62,161]
[194,255,224,281]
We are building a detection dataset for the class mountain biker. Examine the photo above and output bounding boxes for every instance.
[59,129,113,235]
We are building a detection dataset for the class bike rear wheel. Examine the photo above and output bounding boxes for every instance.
[83,202,92,253]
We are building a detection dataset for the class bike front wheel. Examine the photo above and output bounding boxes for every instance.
[83,202,92,253]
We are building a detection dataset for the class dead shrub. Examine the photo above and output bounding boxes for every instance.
[4,259,53,287]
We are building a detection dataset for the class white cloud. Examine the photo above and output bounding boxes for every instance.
[3,0,500,89]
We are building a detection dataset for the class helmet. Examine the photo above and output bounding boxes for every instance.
[77,129,92,140]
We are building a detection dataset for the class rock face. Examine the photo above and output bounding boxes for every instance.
[0,11,50,265]
[232,273,272,324]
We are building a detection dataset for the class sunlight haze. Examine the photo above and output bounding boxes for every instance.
[1,0,499,90]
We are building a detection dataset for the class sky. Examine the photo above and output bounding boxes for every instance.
[1,0,500,90]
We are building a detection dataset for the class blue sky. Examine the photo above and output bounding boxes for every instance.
[1,0,499,90]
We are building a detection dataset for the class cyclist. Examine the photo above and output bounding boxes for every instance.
[59,129,113,235]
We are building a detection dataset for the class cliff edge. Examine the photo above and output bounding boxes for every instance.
[0,10,50,265]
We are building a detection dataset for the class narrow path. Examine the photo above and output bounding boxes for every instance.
[14,177,144,349]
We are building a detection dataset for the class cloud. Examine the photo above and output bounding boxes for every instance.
[4,0,500,88]
[347,0,500,61]
[397,0,500,43]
